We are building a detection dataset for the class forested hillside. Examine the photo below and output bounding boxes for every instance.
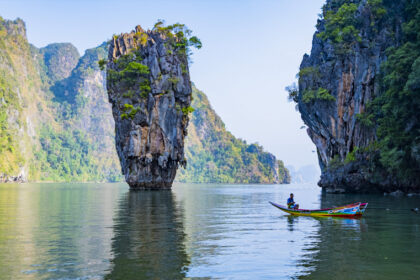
[177,86,290,184]
[0,17,122,182]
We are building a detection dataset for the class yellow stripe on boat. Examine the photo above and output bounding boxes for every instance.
[269,201,368,218]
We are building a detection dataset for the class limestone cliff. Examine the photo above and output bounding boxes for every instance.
[40,43,80,83]
[0,17,46,182]
[0,16,122,182]
[293,0,419,193]
[106,24,196,189]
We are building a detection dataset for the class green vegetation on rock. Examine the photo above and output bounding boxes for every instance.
[153,20,202,57]
[176,86,290,184]
[181,106,194,115]
[365,1,420,185]
[121,103,140,120]
[108,53,151,101]
[0,18,122,182]
[318,2,361,51]
[0,71,22,175]
[98,59,107,71]
[298,66,320,78]
[302,88,335,103]
[318,0,387,53]
[0,18,36,180]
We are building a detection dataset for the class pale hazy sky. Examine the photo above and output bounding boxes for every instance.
[0,0,325,170]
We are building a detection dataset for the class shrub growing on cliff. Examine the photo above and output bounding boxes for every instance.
[168,76,180,86]
[302,90,316,103]
[181,106,195,115]
[356,112,374,127]
[286,83,299,103]
[128,107,140,119]
[117,61,151,93]
[345,148,357,164]
[134,32,148,47]
[121,61,149,77]
[302,88,335,103]
[317,88,336,101]
[188,36,202,50]
[367,0,386,22]
[121,103,141,120]
[139,82,151,98]
[318,3,361,52]
[123,103,134,111]
[152,20,202,60]
[98,59,107,71]
[298,66,320,78]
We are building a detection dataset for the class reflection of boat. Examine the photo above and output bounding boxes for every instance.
[269,201,368,218]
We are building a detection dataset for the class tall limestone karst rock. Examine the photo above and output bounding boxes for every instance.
[292,0,419,193]
[106,24,199,189]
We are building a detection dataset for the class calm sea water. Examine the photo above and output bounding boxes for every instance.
[0,183,419,279]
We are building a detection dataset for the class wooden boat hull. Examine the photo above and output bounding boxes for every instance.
[269,201,368,218]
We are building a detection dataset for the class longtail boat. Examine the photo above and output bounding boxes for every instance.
[269,201,368,218]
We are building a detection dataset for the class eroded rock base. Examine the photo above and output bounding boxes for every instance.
[129,182,173,190]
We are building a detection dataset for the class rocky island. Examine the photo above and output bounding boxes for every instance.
[291,0,420,193]
[106,23,200,189]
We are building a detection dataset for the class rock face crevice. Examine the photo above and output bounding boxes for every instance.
[107,25,192,189]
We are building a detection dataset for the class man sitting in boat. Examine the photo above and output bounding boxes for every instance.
[287,193,299,209]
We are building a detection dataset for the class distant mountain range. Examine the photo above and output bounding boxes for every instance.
[286,165,320,184]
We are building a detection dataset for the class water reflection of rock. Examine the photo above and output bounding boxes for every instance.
[105,191,189,280]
